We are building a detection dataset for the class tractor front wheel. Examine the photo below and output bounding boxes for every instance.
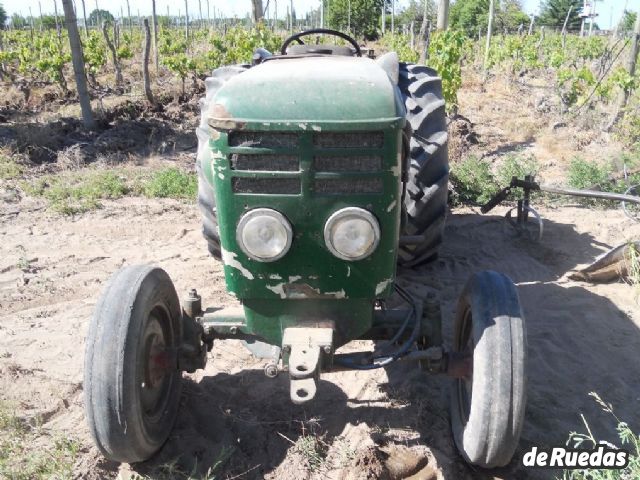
[450,271,527,468]
[84,265,183,463]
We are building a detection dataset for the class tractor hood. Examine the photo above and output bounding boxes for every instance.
[208,56,404,126]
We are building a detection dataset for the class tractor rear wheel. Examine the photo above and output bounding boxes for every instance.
[197,66,247,259]
[84,265,183,463]
[450,271,527,468]
[398,63,449,266]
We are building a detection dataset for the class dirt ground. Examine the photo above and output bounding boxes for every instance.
[1,193,639,479]
[1,69,639,479]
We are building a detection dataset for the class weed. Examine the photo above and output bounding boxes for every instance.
[615,108,640,149]
[567,158,612,191]
[449,156,499,205]
[494,153,542,203]
[23,169,128,214]
[560,392,640,480]
[22,166,197,214]
[626,243,640,302]
[15,245,31,272]
[129,446,234,480]
[496,153,539,187]
[0,402,26,434]
[294,435,327,471]
[143,167,197,200]
[0,153,24,181]
[0,400,80,480]
[565,158,617,207]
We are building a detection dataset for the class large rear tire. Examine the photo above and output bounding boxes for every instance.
[398,63,449,267]
[450,271,527,468]
[84,265,183,463]
[197,66,247,259]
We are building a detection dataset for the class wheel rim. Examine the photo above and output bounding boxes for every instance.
[455,308,474,425]
[139,308,174,423]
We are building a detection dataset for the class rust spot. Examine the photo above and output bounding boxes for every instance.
[208,103,246,130]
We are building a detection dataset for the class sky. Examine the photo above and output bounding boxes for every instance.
[0,0,633,30]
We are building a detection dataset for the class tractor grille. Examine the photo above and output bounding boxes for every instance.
[228,132,299,148]
[313,132,384,149]
[232,177,301,194]
[231,154,299,171]
[314,155,382,172]
[314,178,383,194]
[226,130,385,196]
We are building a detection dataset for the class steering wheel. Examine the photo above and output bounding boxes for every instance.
[280,28,362,57]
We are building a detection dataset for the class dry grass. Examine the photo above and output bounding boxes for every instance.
[537,129,580,161]
[504,115,539,144]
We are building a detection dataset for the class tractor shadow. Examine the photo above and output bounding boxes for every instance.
[134,212,640,480]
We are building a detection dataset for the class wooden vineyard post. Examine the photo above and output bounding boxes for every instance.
[607,11,640,130]
[61,0,96,129]
[102,22,122,87]
[152,0,159,73]
[80,0,88,36]
[184,0,189,41]
[437,0,449,31]
[143,18,155,107]
[561,6,573,49]
[483,0,495,73]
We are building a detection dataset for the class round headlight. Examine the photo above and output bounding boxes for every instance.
[324,207,380,261]
[236,208,293,262]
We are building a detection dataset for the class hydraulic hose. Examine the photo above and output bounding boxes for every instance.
[335,284,422,370]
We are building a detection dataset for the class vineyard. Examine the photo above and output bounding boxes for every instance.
[1,4,640,480]
[0,21,638,164]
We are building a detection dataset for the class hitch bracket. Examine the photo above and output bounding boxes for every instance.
[282,327,333,404]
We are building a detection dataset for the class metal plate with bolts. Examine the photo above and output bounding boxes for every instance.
[282,327,333,404]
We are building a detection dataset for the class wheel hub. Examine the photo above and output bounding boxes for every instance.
[140,314,172,418]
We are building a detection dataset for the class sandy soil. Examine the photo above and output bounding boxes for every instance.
[1,191,639,479]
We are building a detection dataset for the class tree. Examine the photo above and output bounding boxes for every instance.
[537,0,582,30]
[398,0,436,27]
[0,4,7,29]
[37,15,59,30]
[495,0,529,31]
[450,0,490,34]
[450,0,529,35]
[326,0,383,39]
[11,14,28,29]
[87,8,114,26]
[620,10,637,32]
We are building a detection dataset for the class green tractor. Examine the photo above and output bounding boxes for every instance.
[84,30,527,469]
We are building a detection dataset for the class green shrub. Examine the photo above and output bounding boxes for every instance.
[615,110,640,149]
[496,153,539,187]
[143,168,197,200]
[450,156,499,205]
[567,158,611,190]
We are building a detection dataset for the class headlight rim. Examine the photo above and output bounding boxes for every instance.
[324,207,381,261]
[236,207,293,262]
